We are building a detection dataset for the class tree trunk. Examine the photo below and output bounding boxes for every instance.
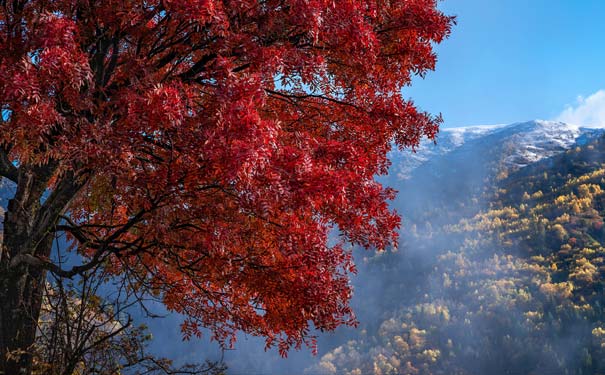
[0,253,48,375]
[0,174,54,375]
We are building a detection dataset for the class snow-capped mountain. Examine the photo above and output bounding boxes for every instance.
[388,120,604,180]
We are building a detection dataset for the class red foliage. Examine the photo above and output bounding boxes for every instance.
[568,237,577,247]
[0,0,452,355]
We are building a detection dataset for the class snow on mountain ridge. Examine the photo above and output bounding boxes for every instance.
[499,120,581,168]
[388,120,602,180]
[388,123,506,179]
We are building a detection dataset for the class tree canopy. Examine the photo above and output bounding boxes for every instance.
[0,1,453,372]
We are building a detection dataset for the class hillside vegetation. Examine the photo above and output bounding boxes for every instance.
[308,137,605,375]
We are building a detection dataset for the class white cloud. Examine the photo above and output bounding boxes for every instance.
[557,90,605,128]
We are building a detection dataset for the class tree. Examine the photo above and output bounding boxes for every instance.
[0,1,453,373]
[34,265,226,375]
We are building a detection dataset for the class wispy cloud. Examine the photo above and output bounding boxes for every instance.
[557,90,605,128]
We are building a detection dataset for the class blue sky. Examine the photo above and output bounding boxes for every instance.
[406,0,605,128]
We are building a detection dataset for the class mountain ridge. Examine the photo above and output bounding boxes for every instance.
[389,120,605,180]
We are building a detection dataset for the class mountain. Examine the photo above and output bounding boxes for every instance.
[388,120,604,180]
[381,121,605,228]
[308,127,605,375]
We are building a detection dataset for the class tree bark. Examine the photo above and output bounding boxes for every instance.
[0,168,55,375]
[0,245,50,375]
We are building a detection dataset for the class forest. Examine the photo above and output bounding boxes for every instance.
[306,135,605,375]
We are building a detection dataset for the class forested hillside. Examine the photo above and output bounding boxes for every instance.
[307,135,605,375]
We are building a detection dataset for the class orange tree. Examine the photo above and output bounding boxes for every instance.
[0,1,452,373]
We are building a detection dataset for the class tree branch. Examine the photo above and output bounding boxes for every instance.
[32,170,88,253]
[0,145,18,183]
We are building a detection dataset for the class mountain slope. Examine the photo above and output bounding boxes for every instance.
[307,124,605,375]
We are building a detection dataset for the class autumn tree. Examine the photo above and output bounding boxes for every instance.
[0,1,453,373]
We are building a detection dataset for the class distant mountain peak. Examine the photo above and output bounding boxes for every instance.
[388,120,603,180]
